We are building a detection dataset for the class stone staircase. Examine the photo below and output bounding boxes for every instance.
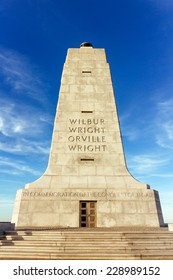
[0,228,173,260]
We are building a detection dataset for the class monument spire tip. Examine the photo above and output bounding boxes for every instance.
[80,42,93,47]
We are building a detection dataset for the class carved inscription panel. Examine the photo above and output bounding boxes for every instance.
[22,190,154,200]
[67,118,107,152]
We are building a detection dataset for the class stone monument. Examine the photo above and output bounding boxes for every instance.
[12,42,164,228]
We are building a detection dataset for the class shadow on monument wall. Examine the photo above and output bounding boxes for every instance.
[153,191,165,227]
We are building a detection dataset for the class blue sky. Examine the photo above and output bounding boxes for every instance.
[0,0,173,223]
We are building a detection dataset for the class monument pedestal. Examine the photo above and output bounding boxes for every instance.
[12,43,164,228]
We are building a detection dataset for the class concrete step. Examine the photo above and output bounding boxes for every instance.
[4,229,169,232]
[2,240,173,246]
[3,231,173,237]
[3,230,173,234]
[3,236,173,243]
[4,229,170,236]
[1,245,173,253]
[0,251,173,260]
[1,228,173,260]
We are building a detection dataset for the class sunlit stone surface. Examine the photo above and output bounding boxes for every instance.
[12,44,164,228]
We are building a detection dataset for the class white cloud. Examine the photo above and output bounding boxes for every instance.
[0,47,54,151]
[150,173,173,178]
[0,47,54,159]
[0,200,14,207]
[162,123,173,141]
[156,132,173,150]
[0,47,48,102]
[0,138,50,155]
[157,99,173,114]
[120,110,142,141]
[128,154,169,174]
[0,156,42,176]
[0,98,51,137]
[0,51,53,155]
[121,126,139,141]
[155,97,173,149]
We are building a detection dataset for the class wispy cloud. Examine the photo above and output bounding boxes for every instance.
[157,98,173,115]
[0,47,53,157]
[0,96,53,138]
[128,154,169,174]
[155,97,173,149]
[0,95,52,156]
[0,201,14,206]
[0,47,48,102]
[150,173,173,178]
[0,198,14,209]
[156,123,173,150]
[120,110,143,141]
[0,138,50,155]
[121,126,139,141]
[0,156,42,176]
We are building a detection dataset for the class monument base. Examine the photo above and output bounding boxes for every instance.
[12,186,164,228]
